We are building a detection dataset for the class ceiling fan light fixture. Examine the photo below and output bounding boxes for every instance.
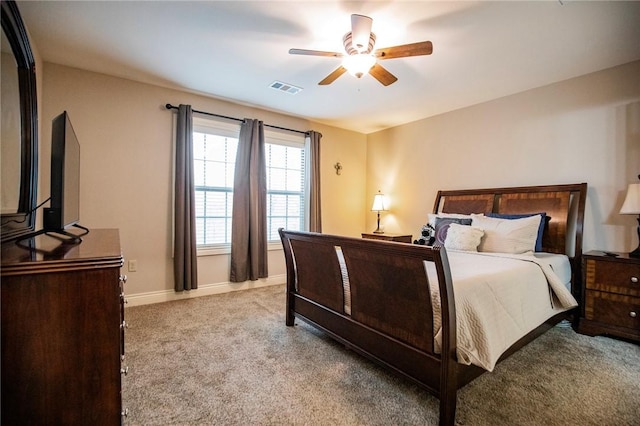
[289,14,432,86]
[343,53,376,78]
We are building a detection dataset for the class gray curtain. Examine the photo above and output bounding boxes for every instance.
[307,131,322,232]
[174,104,198,291]
[230,119,268,282]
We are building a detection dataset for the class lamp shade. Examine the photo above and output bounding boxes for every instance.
[620,183,640,214]
[371,192,387,212]
[343,53,376,78]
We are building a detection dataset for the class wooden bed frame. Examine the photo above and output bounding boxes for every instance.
[279,183,587,425]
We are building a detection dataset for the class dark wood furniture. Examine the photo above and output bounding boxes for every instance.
[434,183,587,295]
[578,251,639,342]
[1,1,39,243]
[361,232,412,243]
[1,229,126,424]
[279,183,587,426]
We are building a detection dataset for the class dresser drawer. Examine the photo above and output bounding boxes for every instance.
[584,258,640,297]
[584,290,640,330]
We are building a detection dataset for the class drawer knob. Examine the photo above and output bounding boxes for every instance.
[121,408,129,418]
[631,311,637,318]
[631,276,638,284]
[120,274,128,284]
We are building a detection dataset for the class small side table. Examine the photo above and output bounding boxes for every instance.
[361,233,412,243]
[577,250,639,342]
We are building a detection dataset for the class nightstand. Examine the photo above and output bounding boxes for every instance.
[361,233,412,243]
[578,251,639,342]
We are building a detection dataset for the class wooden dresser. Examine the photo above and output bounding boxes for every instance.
[578,251,639,342]
[1,229,127,424]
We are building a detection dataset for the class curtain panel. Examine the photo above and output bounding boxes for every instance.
[174,104,198,291]
[230,119,268,282]
[306,131,322,233]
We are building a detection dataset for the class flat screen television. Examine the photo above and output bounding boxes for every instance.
[42,111,87,240]
[14,111,88,245]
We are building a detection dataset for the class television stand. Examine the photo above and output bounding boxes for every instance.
[2,229,125,423]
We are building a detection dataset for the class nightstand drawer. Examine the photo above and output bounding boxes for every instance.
[585,258,640,297]
[585,290,640,330]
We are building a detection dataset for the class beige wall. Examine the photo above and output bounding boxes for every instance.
[41,64,367,298]
[39,59,640,301]
[367,60,640,253]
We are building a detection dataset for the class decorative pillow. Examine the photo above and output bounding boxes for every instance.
[427,213,478,229]
[486,212,548,252]
[471,214,541,254]
[444,223,485,251]
[434,217,472,245]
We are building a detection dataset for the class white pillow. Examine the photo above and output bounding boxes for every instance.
[471,213,541,254]
[444,223,484,251]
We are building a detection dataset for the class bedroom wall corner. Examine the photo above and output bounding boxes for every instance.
[314,124,368,238]
[365,60,640,253]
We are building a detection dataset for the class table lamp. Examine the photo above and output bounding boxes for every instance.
[620,176,640,257]
[371,191,387,234]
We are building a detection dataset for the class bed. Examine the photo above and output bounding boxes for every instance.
[278,183,587,425]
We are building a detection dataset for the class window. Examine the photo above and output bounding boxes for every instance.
[265,132,306,241]
[193,119,239,246]
[192,118,307,248]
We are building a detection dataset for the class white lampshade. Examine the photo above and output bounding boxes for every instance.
[371,192,387,212]
[620,183,640,215]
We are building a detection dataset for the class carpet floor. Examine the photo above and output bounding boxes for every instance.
[122,284,639,425]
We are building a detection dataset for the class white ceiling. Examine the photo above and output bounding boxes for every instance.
[17,1,640,134]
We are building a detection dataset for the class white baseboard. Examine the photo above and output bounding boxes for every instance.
[124,274,286,307]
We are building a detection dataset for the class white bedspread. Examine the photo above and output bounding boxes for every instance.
[426,251,577,371]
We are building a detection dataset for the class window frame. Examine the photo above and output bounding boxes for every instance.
[192,117,240,255]
[264,129,308,246]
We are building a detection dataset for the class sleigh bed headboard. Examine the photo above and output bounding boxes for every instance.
[433,183,587,291]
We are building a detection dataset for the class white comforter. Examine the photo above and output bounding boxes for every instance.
[426,251,578,371]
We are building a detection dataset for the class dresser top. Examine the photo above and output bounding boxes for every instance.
[583,250,640,265]
[1,229,122,275]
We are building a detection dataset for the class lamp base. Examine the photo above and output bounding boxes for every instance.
[630,217,640,257]
[373,211,384,234]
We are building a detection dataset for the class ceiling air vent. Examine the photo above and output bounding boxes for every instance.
[270,81,302,95]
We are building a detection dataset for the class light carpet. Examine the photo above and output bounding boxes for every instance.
[122,284,639,425]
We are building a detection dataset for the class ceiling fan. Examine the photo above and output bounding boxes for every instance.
[289,14,433,86]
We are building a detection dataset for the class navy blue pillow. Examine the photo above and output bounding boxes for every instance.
[486,212,548,252]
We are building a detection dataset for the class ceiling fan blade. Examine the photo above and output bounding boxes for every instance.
[289,48,343,58]
[368,63,398,86]
[318,66,347,85]
[351,14,373,52]
[376,41,433,60]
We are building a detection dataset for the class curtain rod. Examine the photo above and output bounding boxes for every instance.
[165,104,308,136]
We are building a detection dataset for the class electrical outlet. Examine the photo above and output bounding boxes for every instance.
[128,260,138,272]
